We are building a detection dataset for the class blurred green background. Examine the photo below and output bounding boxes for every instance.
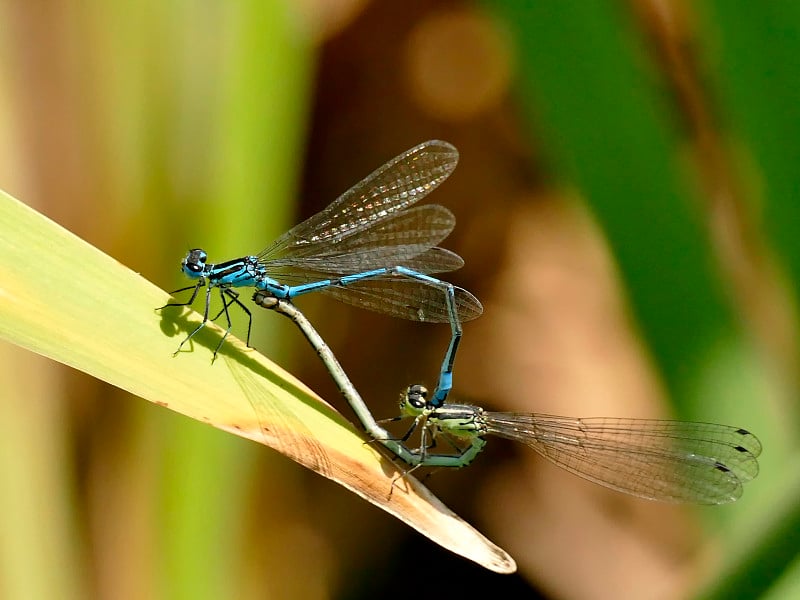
[0,0,797,598]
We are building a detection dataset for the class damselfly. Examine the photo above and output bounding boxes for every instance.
[392,384,761,504]
[256,297,760,503]
[162,140,483,406]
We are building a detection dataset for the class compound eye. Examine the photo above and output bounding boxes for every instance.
[406,384,428,409]
[182,249,208,273]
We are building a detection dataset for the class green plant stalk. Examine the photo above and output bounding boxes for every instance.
[0,190,516,574]
[702,1,800,308]
[158,2,315,595]
[0,345,86,600]
[493,0,737,412]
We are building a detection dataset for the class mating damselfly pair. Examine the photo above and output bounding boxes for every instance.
[162,140,761,505]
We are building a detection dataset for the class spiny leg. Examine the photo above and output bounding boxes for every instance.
[207,288,254,359]
[389,420,432,497]
[210,287,236,361]
[173,283,214,355]
[158,281,204,311]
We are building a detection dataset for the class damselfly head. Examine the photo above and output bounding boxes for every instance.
[403,384,428,410]
[182,249,208,275]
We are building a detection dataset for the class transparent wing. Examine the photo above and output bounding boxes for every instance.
[258,140,459,260]
[291,278,483,323]
[483,413,761,504]
[263,205,458,272]
[269,248,464,283]
[393,248,464,273]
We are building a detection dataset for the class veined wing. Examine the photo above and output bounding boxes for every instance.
[393,248,464,273]
[258,141,459,260]
[309,278,483,323]
[483,413,761,504]
[271,247,465,277]
[262,205,458,272]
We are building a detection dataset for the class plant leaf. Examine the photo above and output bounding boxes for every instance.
[0,190,516,574]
